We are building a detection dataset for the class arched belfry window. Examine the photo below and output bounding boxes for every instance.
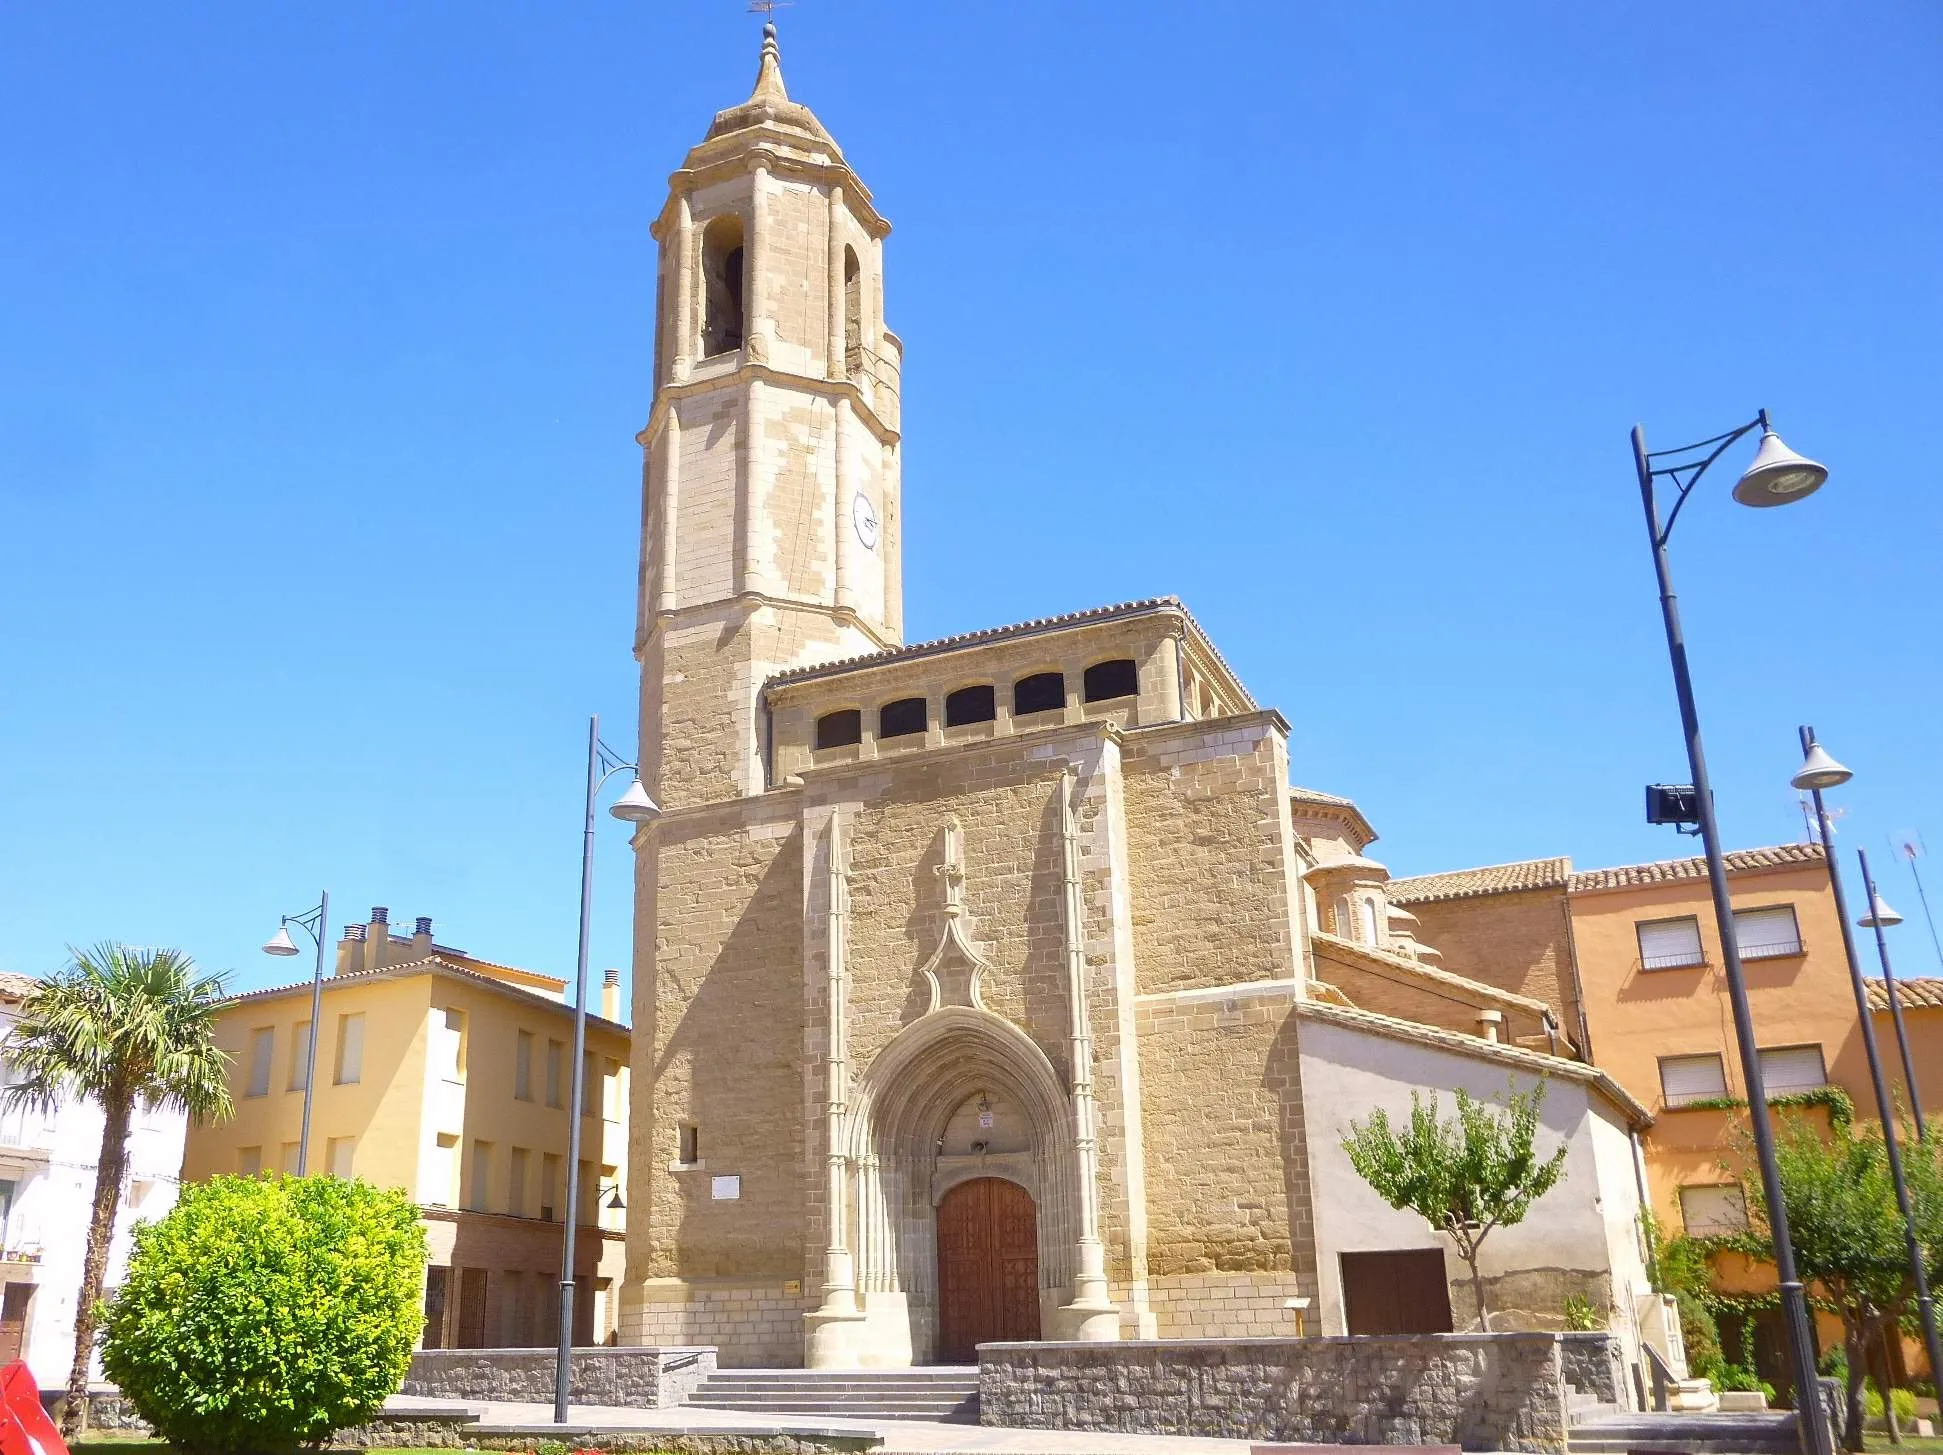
[1082,658,1138,703]
[944,685,996,727]
[843,245,863,377]
[1012,672,1064,717]
[815,709,862,750]
[701,214,746,358]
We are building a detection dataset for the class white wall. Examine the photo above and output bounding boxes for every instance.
[0,1006,188,1390]
[1299,1015,1643,1359]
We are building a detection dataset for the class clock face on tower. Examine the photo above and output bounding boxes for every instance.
[852,490,880,551]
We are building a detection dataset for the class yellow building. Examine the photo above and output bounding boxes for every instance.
[181,907,630,1348]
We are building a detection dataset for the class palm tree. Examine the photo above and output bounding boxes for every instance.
[2,944,232,1437]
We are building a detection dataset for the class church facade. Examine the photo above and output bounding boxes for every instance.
[620,30,1654,1371]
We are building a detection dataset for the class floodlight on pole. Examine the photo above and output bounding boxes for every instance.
[1732,430,1829,507]
[262,927,301,957]
[1858,892,1905,930]
[1790,740,1853,792]
[261,892,330,1176]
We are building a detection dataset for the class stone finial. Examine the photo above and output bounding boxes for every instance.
[750,22,789,105]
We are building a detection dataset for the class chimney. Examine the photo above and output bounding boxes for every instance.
[335,921,368,977]
[368,907,392,967]
[411,916,435,957]
[601,967,623,1023]
[1476,1009,1504,1044]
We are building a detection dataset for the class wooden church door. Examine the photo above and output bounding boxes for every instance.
[936,1176,1040,1363]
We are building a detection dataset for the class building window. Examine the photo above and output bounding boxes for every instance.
[1759,1044,1827,1096]
[508,1146,529,1218]
[327,1136,356,1180]
[1082,658,1139,703]
[237,1145,263,1177]
[333,1013,365,1085]
[603,1059,623,1121]
[246,1027,274,1098]
[468,1140,492,1212]
[1012,672,1065,717]
[944,684,996,727]
[288,1021,312,1092]
[1734,905,1804,960]
[515,1030,534,1102]
[433,1008,465,1082]
[815,709,862,749]
[843,244,863,377]
[1679,1184,1748,1236]
[280,1142,300,1175]
[700,213,745,358]
[1659,1052,1728,1107]
[1637,915,1706,971]
[1360,899,1382,947]
[431,1133,459,1208]
[581,1052,599,1117]
[542,1152,561,1222]
[679,1123,701,1165]
[879,697,927,739]
[547,1039,565,1109]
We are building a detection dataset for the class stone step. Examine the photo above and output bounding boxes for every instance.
[689,1398,976,1421]
[686,1368,980,1423]
[695,1368,978,1384]
[1566,1411,1799,1455]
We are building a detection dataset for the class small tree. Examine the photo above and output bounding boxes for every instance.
[1734,1116,1943,1450]
[1,944,232,1437]
[102,1175,428,1455]
[1343,1080,1568,1330]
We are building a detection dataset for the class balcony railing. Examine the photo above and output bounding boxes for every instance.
[1737,936,1805,961]
[1642,949,1708,971]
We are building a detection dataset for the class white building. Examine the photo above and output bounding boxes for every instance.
[0,973,187,1389]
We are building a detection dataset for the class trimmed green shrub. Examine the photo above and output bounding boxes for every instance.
[1862,1384,1919,1421]
[101,1174,427,1455]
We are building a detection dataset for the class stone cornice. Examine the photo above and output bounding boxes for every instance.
[652,148,891,240]
[637,363,900,450]
[634,593,901,662]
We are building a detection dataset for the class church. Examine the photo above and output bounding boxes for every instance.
[619,27,1653,1371]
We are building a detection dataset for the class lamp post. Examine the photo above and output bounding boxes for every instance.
[1856,862,1926,1142]
[1791,729,1943,1415]
[262,892,329,1176]
[1631,411,1831,1455]
[554,714,658,1425]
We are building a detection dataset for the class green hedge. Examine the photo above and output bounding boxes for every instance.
[102,1175,427,1455]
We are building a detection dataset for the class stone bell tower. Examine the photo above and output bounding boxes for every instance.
[635,24,903,811]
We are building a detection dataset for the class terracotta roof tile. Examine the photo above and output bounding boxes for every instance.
[1569,842,1824,893]
[1868,979,1943,1012]
[763,596,1255,706]
[1388,858,1573,905]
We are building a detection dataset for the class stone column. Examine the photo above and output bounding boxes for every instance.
[655,408,681,616]
[745,158,770,363]
[740,377,763,595]
[805,813,867,1366]
[833,394,855,612]
[670,195,694,382]
[826,187,846,381]
[1054,765,1120,1340]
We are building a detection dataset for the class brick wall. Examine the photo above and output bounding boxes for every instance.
[1406,887,1582,1045]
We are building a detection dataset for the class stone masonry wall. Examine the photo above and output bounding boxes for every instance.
[1146,1271,1308,1339]
[626,1283,815,1368]
[1405,887,1581,1048]
[1133,986,1316,1296]
[402,1345,717,1407]
[979,1334,1576,1453]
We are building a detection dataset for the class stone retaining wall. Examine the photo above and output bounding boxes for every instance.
[1558,1330,1631,1408]
[402,1346,718,1408]
[980,1333,1596,1453]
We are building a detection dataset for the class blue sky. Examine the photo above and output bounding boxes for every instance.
[2,2,1939,999]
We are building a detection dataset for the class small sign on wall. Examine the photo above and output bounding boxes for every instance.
[978,1110,995,1129]
[711,1175,741,1201]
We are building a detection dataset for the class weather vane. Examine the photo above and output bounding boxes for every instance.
[747,0,794,17]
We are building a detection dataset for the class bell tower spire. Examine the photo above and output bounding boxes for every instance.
[635,27,904,810]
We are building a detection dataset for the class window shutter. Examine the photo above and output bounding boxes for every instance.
[1734,906,1802,960]
[1638,917,1705,970]
[1660,1054,1728,1105]
[1759,1045,1826,1094]
[1679,1185,1747,1236]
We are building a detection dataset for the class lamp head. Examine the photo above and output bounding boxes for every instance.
[604,1183,626,1212]
[609,777,661,822]
[1790,741,1853,792]
[1733,429,1828,507]
[1858,892,1905,930]
[262,925,302,957]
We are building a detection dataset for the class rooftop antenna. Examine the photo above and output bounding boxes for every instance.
[1896,832,1943,974]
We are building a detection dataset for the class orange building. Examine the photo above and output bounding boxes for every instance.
[1393,840,1928,1396]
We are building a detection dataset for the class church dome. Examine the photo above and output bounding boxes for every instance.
[697,24,842,159]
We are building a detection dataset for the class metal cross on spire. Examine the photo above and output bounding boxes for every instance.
[747,0,794,18]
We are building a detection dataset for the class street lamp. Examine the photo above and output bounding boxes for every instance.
[1631,411,1830,1455]
[1857,855,1927,1142]
[1792,728,1943,1415]
[262,893,329,1176]
[555,715,658,1425]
